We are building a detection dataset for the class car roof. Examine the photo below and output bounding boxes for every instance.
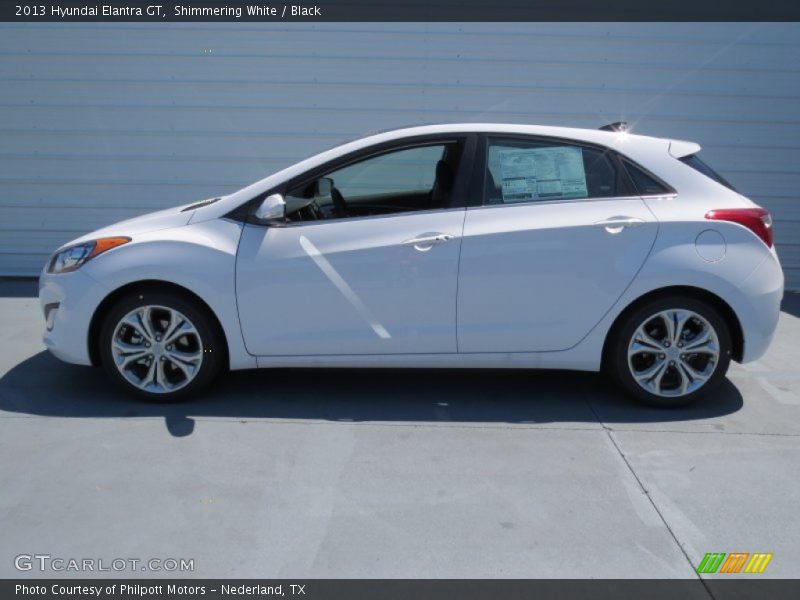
[346,122,661,149]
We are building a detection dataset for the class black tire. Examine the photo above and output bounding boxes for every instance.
[608,295,732,408]
[99,289,225,402]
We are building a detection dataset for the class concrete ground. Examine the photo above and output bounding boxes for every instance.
[0,278,798,580]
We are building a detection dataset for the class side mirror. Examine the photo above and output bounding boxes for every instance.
[254,193,286,222]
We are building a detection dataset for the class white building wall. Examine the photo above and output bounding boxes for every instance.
[1,22,798,287]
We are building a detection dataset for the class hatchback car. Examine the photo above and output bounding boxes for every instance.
[39,123,784,406]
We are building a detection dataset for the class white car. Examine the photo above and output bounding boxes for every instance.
[39,123,784,406]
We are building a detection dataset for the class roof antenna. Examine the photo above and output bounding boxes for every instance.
[599,121,629,132]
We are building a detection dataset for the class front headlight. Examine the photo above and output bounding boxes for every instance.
[47,237,131,274]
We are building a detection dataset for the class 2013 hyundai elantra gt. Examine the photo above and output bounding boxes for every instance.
[38,124,784,406]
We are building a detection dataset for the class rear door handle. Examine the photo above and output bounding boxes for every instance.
[402,233,455,251]
[595,216,646,234]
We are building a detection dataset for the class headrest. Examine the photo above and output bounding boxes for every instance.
[435,160,455,192]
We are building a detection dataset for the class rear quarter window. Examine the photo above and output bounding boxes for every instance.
[680,154,738,192]
[622,160,673,196]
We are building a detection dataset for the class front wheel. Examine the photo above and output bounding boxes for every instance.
[609,296,732,407]
[99,290,224,402]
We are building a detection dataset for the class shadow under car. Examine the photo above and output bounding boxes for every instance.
[0,351,744,437]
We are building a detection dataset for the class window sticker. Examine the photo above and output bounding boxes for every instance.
[497,146,588,202]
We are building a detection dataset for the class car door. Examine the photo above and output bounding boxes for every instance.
[236,137,474,356]
[457,135,658,353]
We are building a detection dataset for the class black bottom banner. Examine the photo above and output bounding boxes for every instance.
[5,579,800,600]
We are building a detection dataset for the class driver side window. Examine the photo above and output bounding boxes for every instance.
[285,142,462,222]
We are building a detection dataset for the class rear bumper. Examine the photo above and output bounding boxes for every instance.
[39,268,109,366]
[736,250,784,363]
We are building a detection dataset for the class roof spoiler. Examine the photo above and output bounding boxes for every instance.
[599,121,629,132]
[668,139,702,159]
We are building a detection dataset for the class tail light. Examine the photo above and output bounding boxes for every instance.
[705,207,773,248]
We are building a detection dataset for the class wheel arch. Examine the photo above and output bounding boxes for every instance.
[601,285,744,370]
[87,279,230,367]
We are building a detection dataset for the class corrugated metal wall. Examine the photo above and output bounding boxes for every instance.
[1,22,799,287]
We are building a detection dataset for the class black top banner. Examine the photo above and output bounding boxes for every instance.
[3,0,800,22]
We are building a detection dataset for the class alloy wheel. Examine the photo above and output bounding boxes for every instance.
[627,309,720,398]
[110,305,204,394]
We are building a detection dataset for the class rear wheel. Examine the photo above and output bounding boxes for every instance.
[609,296,731,407]
[99,290,224,401]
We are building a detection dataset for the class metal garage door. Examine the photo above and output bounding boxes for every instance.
[0,22,798,288]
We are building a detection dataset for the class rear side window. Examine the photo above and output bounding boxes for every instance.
[680,154,737,192]
[622,160,673,196]
[484,138,618,204]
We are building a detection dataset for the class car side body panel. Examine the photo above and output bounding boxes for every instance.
[38,124,784,381]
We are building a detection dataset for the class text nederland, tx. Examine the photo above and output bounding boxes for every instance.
[46,5,324,18]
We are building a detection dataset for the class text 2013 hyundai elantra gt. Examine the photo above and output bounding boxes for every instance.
[39,124,784,406]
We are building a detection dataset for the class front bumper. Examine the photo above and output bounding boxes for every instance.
[39,268,110,366]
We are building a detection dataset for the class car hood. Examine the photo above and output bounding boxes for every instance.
[58,199,220,250]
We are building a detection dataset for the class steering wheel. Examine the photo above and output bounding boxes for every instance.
[330,186,349,218]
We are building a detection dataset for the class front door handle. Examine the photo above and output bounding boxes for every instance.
[402,233,455,251]
[595,216,646,234]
